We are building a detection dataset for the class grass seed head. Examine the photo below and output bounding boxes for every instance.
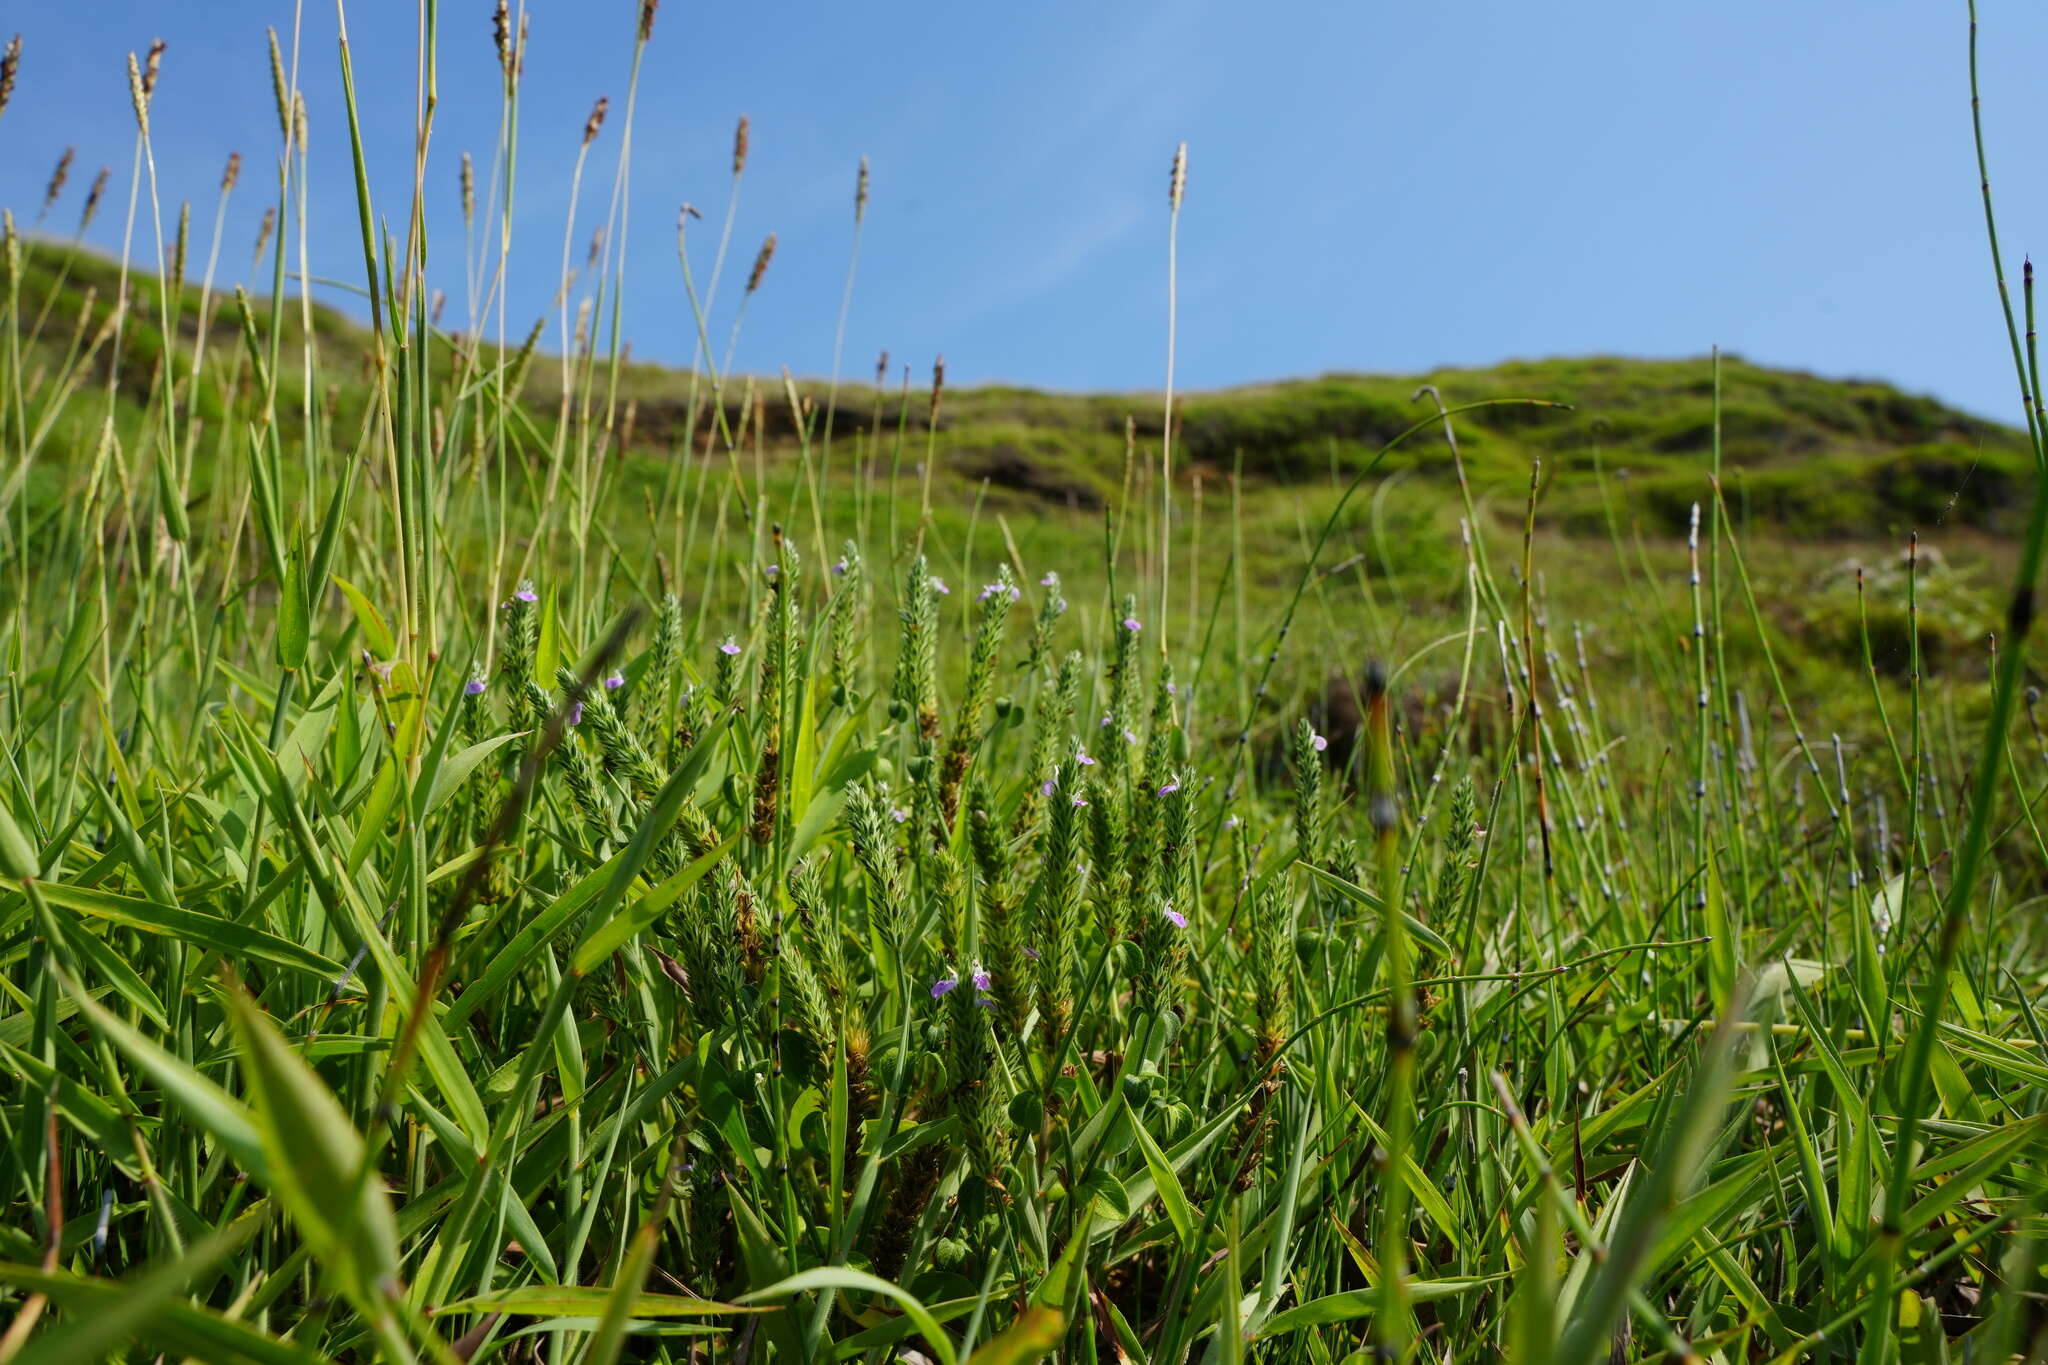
[746,233,776,294]
[40,147,74,221]
[0,35,19,120]
[79,166,109,232]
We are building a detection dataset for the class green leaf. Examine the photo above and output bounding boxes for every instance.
[0,797,41,880]
[1295,860,1455,958]
[277,545,309,670]
[8,1217,268,1365]
[570,832,738,974]
[737,1267,958,1365]
[331,576,397,659]
[58,971,268,1178]
[1129,1109,1198,1252]
[222,985,401,1306]
[33,881,345,980]
[421,731,520,817]
[1256,1277,1499,1339]
[435,1285,759,1318]
[964,1307,1064,1365]
[0,1253,332,1365]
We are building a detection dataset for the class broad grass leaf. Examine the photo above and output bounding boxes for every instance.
[330,576,396,660]
[222,985,401,1305]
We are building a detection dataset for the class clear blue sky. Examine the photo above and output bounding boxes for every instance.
[3,1,2047,421]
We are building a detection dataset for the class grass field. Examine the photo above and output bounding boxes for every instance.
[1,5,2046,1363]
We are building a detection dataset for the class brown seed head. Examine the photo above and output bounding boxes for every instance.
[582,95,608,147]
[492,0,511,75]
[930,354,946,421]
[141,38,166,100]
[80,166,109,232]
[0,35,20,120]
[221,150,242,193]
[586,224,605,271]
[733,114,750,175]
[746,233,776,293]
[1169,141,1186,211]
[172,202,190,285]
[459,151,474,226]
[876,349,889,386]
[41,148,75,220]
[516,15,529,77]
[431,289,446,328]
[856,156,870,224]
[252,205,277,266]
[292,90,308,152]
[638,0,659,42]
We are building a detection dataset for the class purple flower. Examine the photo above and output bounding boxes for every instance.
[1040,779,1056,797]
[567,701,585,726]
[1157,780,1180,796]
[603,671,625,691]
[1163,904,1187,929]
[931,577,950,595]
[1123,729,1138,745]
[1098,714,1111,728]
[1023,946,1042,960]
[1039,572,1059,587]
[832,558,848,576]
[719,638,742,656]
[1055,598,1068,613]
[975,995,995,1008]
[1311,732,1328,753]
[764,563,780,579]
[972,965,991,991]
[890,806,909,823]
[464,676,488,696]
[1071,794,1089,807]
[1076,748,1096,766]
[978,581,1019,603]
[1121,616,1142,633]
[931,974,959,999]
[513,580,538,604]
[1223,814,1241,830]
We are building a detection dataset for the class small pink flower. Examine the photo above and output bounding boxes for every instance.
[931,577,950,595]
[890,807,910,823]
[1157,780,1180,796]
[1121,617,1142,633]
[1163,904,1187,929]
[1071,794,1089,807]
[972,965,991,991]
[719,638,742,656]
[1076,749,1096,766]
[1311,732,1328,753]
[513,580,538,604]
[567,701,585,726]
[464,675,488,696]
[604,671,625,691]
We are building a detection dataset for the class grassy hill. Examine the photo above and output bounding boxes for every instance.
[7,238,2031,729]
[17,239,2031,542]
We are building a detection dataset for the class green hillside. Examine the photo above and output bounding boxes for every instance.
[17,240,2030,541]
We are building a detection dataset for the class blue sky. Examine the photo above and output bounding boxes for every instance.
[3,1,2047,421]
